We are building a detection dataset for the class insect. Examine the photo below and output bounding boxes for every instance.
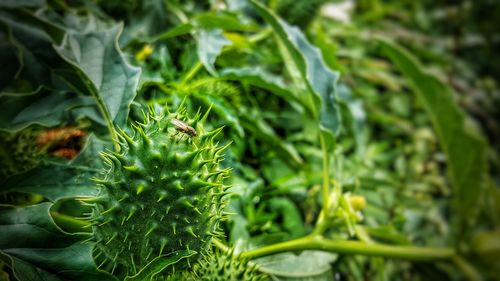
[171,118,197,136]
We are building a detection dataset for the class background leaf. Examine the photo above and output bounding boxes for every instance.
[378,39,488,238]
[250,0,342,136]
[254,250,337,281]
[0,135,109,201]
[0,203,116,281]
[196,28,231,76]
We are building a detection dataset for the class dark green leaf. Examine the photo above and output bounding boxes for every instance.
[0,0,45,8]
[0,203,117,281]
[220,67,313,114]
[153,23,193,42]
[240,113,303,168]
[0,135,109,201]
[55,24,141,127]
[0,91,92,131]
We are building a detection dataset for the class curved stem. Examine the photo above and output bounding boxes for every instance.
[182,62,203,85]
[91,90,119,151]
[241,235,455,262]
[452,255,483,281]
[212,238,231,254]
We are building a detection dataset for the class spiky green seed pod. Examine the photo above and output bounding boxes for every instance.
[162,250,269,281]
[190,250,269,281]
[91,107,230,274]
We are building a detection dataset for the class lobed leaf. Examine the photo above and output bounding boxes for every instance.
[250,0,342,137]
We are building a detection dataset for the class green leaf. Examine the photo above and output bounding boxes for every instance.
[195,12,259,32]
[0,203,79,249]
[196,28,231,76]
[0,0,45,8]
[0,22,22,88]
[153,12,258,43]
[254,250,337,280]
[0,9,64,91]
[250,0,341,136]
[0,203,117,281]
[0,135,109,201]
[220,67,313,114]
[240,113,303,168]
[337,84,366,156]
[0,91,92,131]
[378,39,488,233]
[152,23,193,42]
[268,198,307,238]
[124,250,196,281]
[55,24,141,128]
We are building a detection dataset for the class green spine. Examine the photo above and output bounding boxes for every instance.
[191,251,269,281]
[163,250,269,281]
[91,107,230,273]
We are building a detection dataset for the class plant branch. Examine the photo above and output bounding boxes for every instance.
[240,235,455,261]
[319,133,330,219]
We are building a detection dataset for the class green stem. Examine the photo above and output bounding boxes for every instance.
[319,133,330,217]
[248,27,273,43]
[212,238,231,255]
[91,90,119,151]
[182,62,203,85]
[452,255,483,281]
[312,209,328,235]
[241,235,454,261]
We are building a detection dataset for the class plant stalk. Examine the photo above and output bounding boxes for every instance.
[241,235,455,261]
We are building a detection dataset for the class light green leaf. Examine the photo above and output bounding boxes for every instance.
[196,29,231,76]
[254,250,337,280]
[378,39,488,232]
[124,250,196,281]
[152,23,193,42]
[195,12,259,32]
[250,0,341,136]
[55,24,141,128]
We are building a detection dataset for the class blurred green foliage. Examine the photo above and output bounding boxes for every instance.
[0,0,498,280]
